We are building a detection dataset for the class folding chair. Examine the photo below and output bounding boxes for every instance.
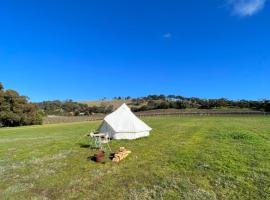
[89,132,112,152]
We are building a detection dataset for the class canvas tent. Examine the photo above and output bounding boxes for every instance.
[98,103,152,140]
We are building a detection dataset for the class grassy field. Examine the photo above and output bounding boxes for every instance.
[0,116,270,200]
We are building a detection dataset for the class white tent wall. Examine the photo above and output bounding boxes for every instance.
[99,121,115,138]
[99,120,151,140]
[98,103,152,140]
[113,131,150,140]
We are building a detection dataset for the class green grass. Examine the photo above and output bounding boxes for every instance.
[0,116,270,200]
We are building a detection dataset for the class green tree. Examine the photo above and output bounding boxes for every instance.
[0,82,3,91]
[0,83,42,127]
[263,100,270,112]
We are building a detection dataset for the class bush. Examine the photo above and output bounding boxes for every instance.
[0,83,42,127]
[264,101,270,112]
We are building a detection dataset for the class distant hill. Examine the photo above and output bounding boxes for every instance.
[37,95,269,117]
[80,95,270,113]
[80,99,133,109]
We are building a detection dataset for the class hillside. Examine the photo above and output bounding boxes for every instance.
[35,95,270,119]
[80,99,258,112]
[80,99,132,108]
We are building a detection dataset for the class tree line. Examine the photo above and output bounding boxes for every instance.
[36,94,270,115]
[130,95,270,112]
[36,100,113,116]
[1,82,269,127]
[0,83,42,127]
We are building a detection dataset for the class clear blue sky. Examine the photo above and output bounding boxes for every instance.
[1,0,269,102]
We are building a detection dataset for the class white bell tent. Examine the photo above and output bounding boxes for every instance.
[98,103,152,140]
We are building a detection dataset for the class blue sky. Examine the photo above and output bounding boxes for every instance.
[0,0,269,102]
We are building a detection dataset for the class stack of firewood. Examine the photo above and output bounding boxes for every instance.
[112,147,131,162]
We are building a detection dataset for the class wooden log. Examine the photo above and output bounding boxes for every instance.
[112,147,131,162]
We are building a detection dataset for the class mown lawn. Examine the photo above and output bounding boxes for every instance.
[0,116,270,200]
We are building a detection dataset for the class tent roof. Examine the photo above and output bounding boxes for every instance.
[103,103,152,133]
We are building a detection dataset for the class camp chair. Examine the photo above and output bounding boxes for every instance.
[89,132,112,152]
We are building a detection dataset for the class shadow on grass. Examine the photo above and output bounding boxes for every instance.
[109,153,115,160]
[87,155,96,162]
[79,143,90,148]
[78,143,99,150]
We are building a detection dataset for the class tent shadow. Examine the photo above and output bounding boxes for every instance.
[78,143,98,150]
[78,143,90,148]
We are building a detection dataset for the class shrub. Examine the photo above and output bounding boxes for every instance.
[0,83,42,127]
